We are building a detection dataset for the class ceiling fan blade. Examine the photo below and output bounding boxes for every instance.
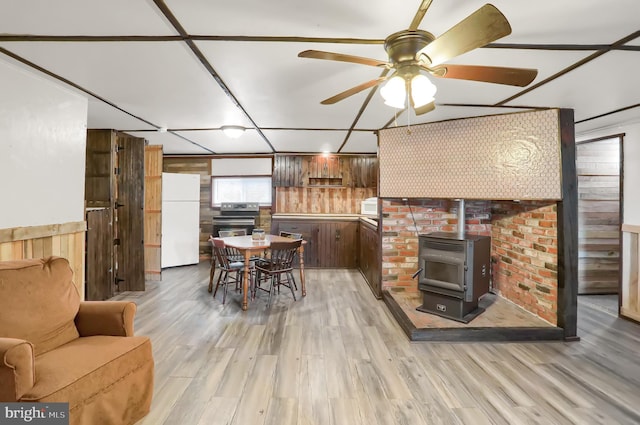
[408,0,434,31]
[417,4,512,66]
[413,100,436,116]
[320,77,387,105]
[298,50,389,68]
[430,64,538,87]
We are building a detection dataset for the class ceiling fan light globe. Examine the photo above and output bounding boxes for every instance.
[380,75,406,109]
[411,74,437,107]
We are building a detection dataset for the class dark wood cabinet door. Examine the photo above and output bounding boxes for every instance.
[317,221,358,268]
[273,221,319,267]
[115,134,145,292]
[273,218,358,268]
[359,221,380,297]
[86,208,114,300]
[85,130,115,208]
[273,155,303,187]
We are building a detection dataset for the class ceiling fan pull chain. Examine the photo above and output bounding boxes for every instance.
[406,90,412,134]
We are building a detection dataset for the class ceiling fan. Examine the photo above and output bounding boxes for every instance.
[298,1,538,115]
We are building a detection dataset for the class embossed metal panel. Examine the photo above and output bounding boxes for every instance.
[379,109,563,200]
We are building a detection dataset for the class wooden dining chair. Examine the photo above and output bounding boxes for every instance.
[254,239,301,307]
[278,231,302,289]
[211,238,247,304]
[218,229,247,237]
[279,230,302,239]
[207,235,217,292]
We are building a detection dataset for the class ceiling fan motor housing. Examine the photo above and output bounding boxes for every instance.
[384,30,435,65]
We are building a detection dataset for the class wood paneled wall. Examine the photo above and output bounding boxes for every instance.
[0,222,86,299]
[577,137,621,294]
[275,187,376,214]
[144,145,163,280]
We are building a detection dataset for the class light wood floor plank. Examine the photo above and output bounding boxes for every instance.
[119,263,640,425]
[231,354,278,425]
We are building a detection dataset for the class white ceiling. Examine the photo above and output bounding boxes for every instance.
[1,0,638,155]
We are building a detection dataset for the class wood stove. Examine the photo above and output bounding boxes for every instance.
[417,232,491,323]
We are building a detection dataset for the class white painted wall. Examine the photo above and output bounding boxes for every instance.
[0,57,88,229]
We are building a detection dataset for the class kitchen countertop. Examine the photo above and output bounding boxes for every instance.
[272,213,378,227]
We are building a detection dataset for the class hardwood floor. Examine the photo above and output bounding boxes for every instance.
[113,262,640,425]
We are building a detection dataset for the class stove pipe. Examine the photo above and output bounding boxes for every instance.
[457,199,465,238]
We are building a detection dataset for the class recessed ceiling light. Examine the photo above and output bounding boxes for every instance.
[221,125,245,139]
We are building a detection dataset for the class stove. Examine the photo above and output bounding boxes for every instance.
[416,232,491,323]
[212,202,260,236]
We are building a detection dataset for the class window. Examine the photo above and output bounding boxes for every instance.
[211,176,272,207]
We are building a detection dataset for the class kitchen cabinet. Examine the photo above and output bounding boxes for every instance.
[348,157,378,188]
[359,220,381,298]
[272,217,359,268]
[273,155,304,187]
[273,154,378,189]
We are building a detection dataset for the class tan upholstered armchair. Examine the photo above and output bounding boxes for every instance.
[0,257,154,425]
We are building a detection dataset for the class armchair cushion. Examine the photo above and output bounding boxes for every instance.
[21,335,153,421]
[0,337,35,401]
[0,257,80,356]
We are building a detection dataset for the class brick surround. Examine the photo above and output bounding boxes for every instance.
[381,198,559,326]
[381,199,491,289]
[491,201,558,325]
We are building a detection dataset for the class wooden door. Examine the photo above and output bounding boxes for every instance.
[86,208,114,300]
[115,133,146,291]
[577,137,621,294]
[144,145,163,281]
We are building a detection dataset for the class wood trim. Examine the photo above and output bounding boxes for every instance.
[622,224,640,233]
[0,221,86,243]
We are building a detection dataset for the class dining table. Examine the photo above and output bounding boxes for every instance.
[221,234,306,310]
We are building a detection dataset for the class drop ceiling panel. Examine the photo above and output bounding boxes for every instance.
[126,131,212,155]
[262,130,345,153]
[196,41,386,129]
[487,0,640,44]
[339,131,378,153]
[507,51,640,122]
[175,130,273,154]
[0,42,251,130]
[0,0,175,36]
[166,0,417,39]
[87,99,156,130]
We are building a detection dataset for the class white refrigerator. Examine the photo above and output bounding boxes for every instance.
[161,172,200,268]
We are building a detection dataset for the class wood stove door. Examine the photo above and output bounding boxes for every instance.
[420,254,466,292]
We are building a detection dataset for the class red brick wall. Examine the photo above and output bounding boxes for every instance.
[381,199,491,292]
[491,201,558,325]
[381,199,559,325]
